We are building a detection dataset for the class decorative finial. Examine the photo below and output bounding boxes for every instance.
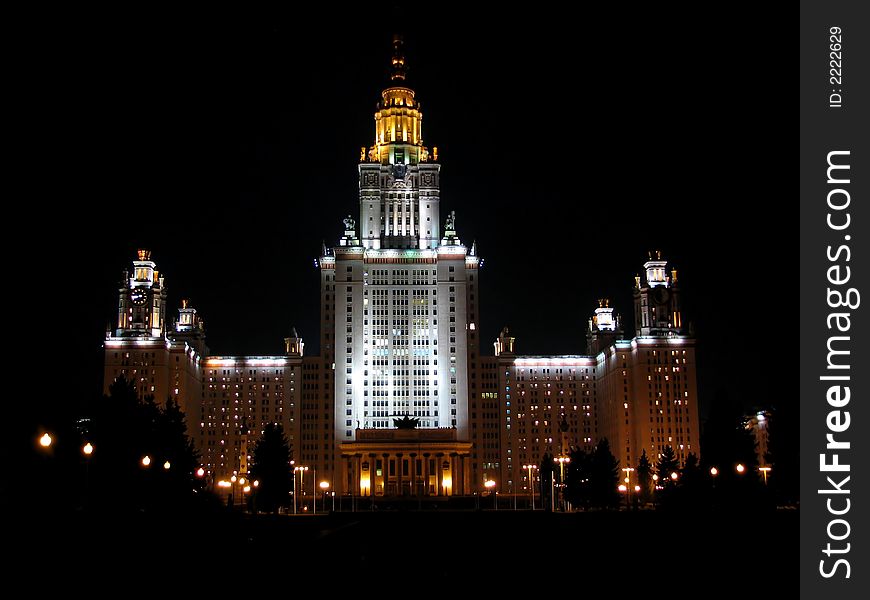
[445,210,456,232]
[181,299,189,309]
[137,249,151,261]
[390,34,406,82]
[343,215,356,233]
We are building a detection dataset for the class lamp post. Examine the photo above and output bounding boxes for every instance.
[622,467,635,509]
[82,442,94,510]
[484,479,496,509]
[294,466,309,514]
[522,464,538,510]
[320,481,330,512]
[556,456,571,512]
[39,433,53,449]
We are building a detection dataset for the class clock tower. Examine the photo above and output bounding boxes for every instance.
[633,250,683,337]
[114,248,167,338]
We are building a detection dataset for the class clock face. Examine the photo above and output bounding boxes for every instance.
[130,289,148,306]
[654,287,670,305]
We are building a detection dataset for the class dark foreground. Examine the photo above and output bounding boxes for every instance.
[26,507,797,593]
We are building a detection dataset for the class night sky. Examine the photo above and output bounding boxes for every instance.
[18,8,792,428]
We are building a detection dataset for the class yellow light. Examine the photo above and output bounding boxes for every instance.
[710,467,718,476]
[634,485,641,492]
[253,480,259,487]
[142,455,151,467]
[618,484,627,492]
[736,464,745,474]
[670,472,678,481]
[196,468,205,477]
[231,475,237,483]
[652,474,659,481]
[320,481,329,490]
[243,486,251,493]
[82,442,94,456]
[624,476,630,483]
[239,478,246,485]
[484,480,495,489]
[217,480,231,488]
[163,461,171,470]
[39,433,53,448]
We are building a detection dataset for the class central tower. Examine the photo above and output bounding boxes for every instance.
[358,35,441,251]
[323,38,479,495]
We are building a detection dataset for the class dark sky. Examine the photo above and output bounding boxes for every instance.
[17,8,792,427]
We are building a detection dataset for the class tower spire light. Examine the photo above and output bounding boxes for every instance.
[390,34,406,82]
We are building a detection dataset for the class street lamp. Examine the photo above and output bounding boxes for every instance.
[522,464,538,510]
[142,455,152,467]
[622,467,635,509]
[709,466,718,477]
[82,442,94,456]
[556,456,571,511]
[39,433,53,448]
[759,466,771,484]
[736,463,745,474]
[293,465,309,514]
[484,479,496,509]
[163,461,171,470]
[320,481,330,512]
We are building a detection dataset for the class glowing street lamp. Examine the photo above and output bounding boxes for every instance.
[736,463,745,474]
[670,471,678,482]
[522,464,538,510]
[142,455,151,467]
[39,433,53,448]
[293,465,309,514]
[82,442,94,456]
[709,466,718,477]
[163,461,171,470]
[196,467,205,478]
[484,479,496,509]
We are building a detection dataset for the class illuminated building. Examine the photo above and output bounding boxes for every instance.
[323,36,477,496]
[103,41,700,500]
[493,253,701,497]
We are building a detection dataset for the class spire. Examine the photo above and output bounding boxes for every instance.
[390,34,407,82]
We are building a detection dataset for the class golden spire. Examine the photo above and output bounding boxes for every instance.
[390,34,406,82]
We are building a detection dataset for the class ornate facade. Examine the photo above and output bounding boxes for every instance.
[103,41,700,502]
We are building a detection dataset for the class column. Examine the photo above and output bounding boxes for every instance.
[409,199,415,237]
[396,453,403,496]
[410,453,417,496]
[423,453,431,495]
[384,201,390,237]
[393,200,398,237]
[437,453,444,496]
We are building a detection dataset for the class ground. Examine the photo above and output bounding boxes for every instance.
[26,506,796,593]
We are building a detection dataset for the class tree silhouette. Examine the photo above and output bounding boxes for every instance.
[564,448,592,509]
[85,375,201,511]
[636,449,653,505]
[656,445,680,489]
[250,423,292,513]
[589,439,620,509]
[539,452,554,511]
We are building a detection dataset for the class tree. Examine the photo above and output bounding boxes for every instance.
[589,439,620,509]
[84,375,201,511]
[564,448,592,509]
[656,445,680,489]
[636,449,653,505]
[155,397,200,497]
[539,452,554,511]
[250,423,292,513]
